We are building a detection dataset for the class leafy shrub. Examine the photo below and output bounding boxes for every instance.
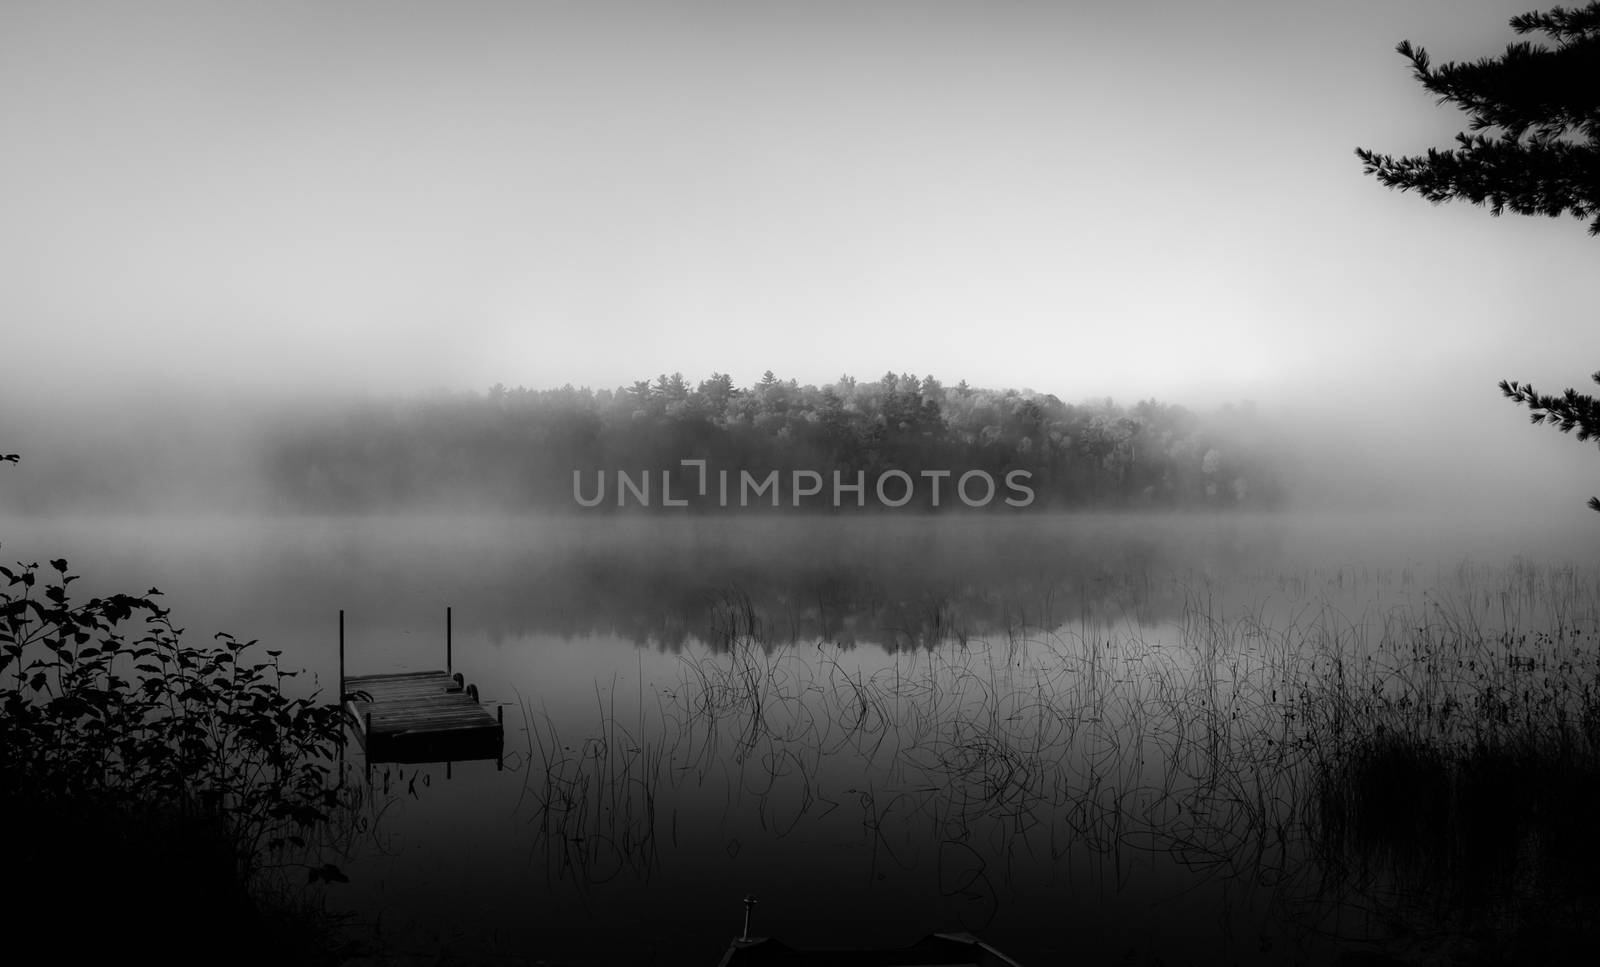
[0,555,346,881]
[2,448,353,964]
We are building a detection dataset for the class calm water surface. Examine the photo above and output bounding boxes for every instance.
[4,511,1597,965]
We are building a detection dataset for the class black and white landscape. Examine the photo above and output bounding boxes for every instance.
[3,2,1597,965]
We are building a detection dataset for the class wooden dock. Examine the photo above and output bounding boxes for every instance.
[343,670,503,764]
[340,609,504,765]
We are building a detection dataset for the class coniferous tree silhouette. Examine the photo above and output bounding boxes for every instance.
[1355,2,1600,234]
[1498,373,1600,511]
[1356,2,1600,512]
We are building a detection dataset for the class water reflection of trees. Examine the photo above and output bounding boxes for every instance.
[303,515,1286,651]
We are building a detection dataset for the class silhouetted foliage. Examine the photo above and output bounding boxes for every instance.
[1355,2,1600,235]
[1358,4,1600,514]
[0,454,354,962]
[0,556,347,876]
[1500,371,1600,511]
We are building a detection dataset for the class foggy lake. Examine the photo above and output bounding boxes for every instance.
[7,0,1600,964]
[4,508,1595,965]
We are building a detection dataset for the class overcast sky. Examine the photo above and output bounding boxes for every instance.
[3,0,1595,430]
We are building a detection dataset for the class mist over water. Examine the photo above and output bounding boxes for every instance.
[4,376,1594,517]
[3,507,1593,655]
[4,502,1596,965]
[3,371,1597,965]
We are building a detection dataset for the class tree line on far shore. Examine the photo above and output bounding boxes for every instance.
[263,372,1289,512]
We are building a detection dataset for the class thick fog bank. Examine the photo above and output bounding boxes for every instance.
[0,378,1594,522]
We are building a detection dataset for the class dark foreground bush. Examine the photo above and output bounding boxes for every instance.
[1,554,353,965]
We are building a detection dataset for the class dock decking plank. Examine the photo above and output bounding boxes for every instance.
[343,668,502,764]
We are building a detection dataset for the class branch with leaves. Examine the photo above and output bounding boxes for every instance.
[1355,2,1600,234]
[2,554,352,881]
[1499,371,1600,511]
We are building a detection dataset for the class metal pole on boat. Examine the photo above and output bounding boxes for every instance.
[446,605,453,676]
[337,609,347,775]
[741,895,758,941]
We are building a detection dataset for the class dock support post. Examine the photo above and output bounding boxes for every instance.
[339,609,345,699]
[446,606,452,676]
[497,705,504,772]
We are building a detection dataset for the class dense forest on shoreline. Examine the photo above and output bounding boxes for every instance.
[0,372,1290,513]
[264,372,1289,512]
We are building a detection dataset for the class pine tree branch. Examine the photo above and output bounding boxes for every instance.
[1499,375,1600,514]
[1499,374,1600,446]
[1357,2,1600,235]
[1356,139,1600,233]
[1511,4,1600,42]
[1399,36,1600,141]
